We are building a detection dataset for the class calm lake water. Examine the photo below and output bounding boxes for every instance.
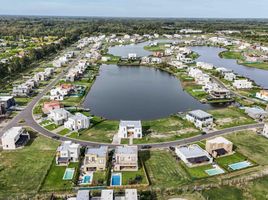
[191,46,268,88]
[83,65,215,120]
[84,41,267,120]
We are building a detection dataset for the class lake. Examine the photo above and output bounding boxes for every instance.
[83,64,215,120]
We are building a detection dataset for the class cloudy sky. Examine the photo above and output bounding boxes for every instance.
[0,0,267,18]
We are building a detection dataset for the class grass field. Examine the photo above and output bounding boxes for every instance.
[41,161,79,191]
[220,51,244,60]
[0,132,59,199]
[202,186,244,200]
[247,175,268,200]
[119,164,148,185]
[226,130,268,165]
[140,150,190,188]
[242,62,268,70]
[92,171,107,186]
[208,107,255,129]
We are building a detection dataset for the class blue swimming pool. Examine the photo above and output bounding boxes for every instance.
[229,161,252,170]
[82,175,91,184]
[205,167,225,176]
[63,168,75,180]
[111,173,121,186]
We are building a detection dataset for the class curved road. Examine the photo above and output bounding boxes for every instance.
[0,48,265,149]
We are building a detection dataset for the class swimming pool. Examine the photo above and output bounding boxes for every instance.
[229,161,252,170]
[82,175,92,184]
[111,173,122,186]
[205,166,225,176]
[63,168,75,180]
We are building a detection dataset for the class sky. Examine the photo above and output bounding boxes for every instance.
[0,0,267,18]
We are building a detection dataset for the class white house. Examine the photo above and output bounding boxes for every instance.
[245,107,268,120]
[64,113,91,131]
[224,72,236,82]
[128,53,137,60]
[118,120,142,139]
[48,108,71,125]
[233,79,253,89]
[12,83,32,97]
[1,127,30,150]
[262,123,268,138]
[256,90,268,102]
[175,144,212,167]
[113,145,138,171]
[186,110,213,129]
[196,62,214,70]
[56,141,81,165]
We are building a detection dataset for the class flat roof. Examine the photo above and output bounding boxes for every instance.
[125,189,138,200]
[176,144,209,159]
[120,120,141,128]
[0,96,14,101]
[101,189,113,200]
[188,110,212,119]
[207,136,232,145]
[85,146,108,157]
[77,190,90,200]
[2,127,23,139]
[246,107,268,115]
[115,145,137,154]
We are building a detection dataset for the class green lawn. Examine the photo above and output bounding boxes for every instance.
[140,150,190,188]
[225,130,268,165]
[68,117,118,143]
[220,51,244,60]
[0,132,59,199]
[119,164,148,185]
[202,186,244,200]
[208,107,255,129]
[92,171,107,186]
[41,161,79,191]
[44,123,59,131]
[182,163,213,179]
[58,128,70,136]
[15,97,32,106]
[242,62,268,70]
[216,152,248,171]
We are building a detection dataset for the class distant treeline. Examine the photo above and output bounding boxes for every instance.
[1,16,268,38]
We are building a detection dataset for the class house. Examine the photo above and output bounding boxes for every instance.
[56,141,81,165]
[196,62,214,70]
[245,107,268,120]
[42,100,62,114]
[186,110,213,129]
[50,84,74,101]
[83,146,108,172]
[113,145,138,171]
[76,190,90,200]
[206,137,233,158]
[1,127,30,150]
[128,53,137,60]
[0,96,16,109]
[64,113,90,131]
[12,83,32,96]
[48,108,71,125]
[100,189,138,200]
[34,72,47,81]
[224,72,236,81]
[175,144,213,167]
[233,79,253,89]
[26,79,38,88]
[101,190,114,200]
[44,68,54,77]
[256,90,268,102]
[118,120,142,139]
[262,123,268,138]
